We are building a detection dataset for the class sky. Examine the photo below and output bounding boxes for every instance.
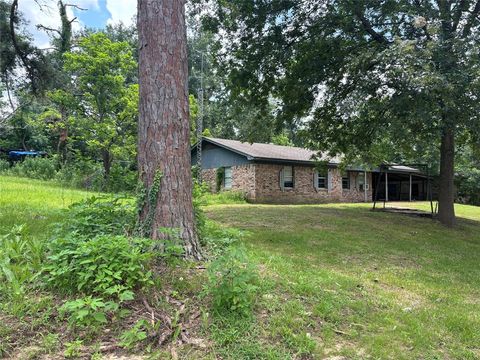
[18,0,137,48]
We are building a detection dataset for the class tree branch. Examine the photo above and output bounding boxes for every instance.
[353,8,389,45]
[452,0,468,31]
[64,4,87,11]
[462,0,480,37]
[36,24,62,35]
[9,0,37,92]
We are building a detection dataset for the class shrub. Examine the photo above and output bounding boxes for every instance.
[60,296,124,328]
[119,319,149,349]
[106,162,137,193]
[57,196,136,238]
[55,160,104,190]
[0,225,45,305]
[205,246,259,316]
[43,235,153,301]
[0,159,10,172]
[193,180,208,239]
[8,157,57,180]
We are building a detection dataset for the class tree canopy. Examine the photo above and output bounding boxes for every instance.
[201,0,480,225]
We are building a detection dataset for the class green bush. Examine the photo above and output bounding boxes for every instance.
[58,196,136,238]
[55,160,104,190]
[8,157,57,180]
[205,246,259,316]
[0,159,10,172]
[44,235,153,301]
[60,296,119,328]
[106,162,137,193]
[0,225,45,308]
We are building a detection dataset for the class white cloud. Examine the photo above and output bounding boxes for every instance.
[17,0,99,48]
[106,0,136,26]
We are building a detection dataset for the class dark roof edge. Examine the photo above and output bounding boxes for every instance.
[192,137,253,159]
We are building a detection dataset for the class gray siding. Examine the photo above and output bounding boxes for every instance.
[192,143,250,169]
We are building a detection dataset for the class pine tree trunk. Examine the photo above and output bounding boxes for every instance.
[137,0,201,259]
[437,127,456,227]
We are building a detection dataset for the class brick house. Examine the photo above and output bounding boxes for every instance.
[192,137,428,204]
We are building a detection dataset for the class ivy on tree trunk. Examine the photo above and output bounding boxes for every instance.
[137,0,201,258]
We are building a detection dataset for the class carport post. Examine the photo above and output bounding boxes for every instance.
[385,172,388,202]
[409,174,412,202]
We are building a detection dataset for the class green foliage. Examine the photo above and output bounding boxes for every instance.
[119,319,149,349]
[58,196,136,238]
[63,339,83,358]
[6,157,57,180]
[60,296,118,328]
[202,220,243,256]
[201,190,246,206]
[215,167,224,192]
[0,225,45,307]
[205,246,259,316]
[63,32,138,180]
[44,235,153,301]
[0,159,9,171]
[193,179,208,239]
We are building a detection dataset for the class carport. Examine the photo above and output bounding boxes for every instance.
[372,165,429,202]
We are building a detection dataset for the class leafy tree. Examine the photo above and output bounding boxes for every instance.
[64,33,138,180]
[203,0,480,226]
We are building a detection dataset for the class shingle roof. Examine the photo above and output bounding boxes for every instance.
[203,137,342,164]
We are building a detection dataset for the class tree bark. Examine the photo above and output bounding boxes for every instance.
[437,126,456,226]
[137,0,201,259]
[101,149,112,181]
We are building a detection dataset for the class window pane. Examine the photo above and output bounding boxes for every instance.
[318,177,326,189]
[342,173,350,189]
[224,167,232,189]
[283,166,293,188]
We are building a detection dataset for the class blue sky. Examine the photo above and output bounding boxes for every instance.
[74,0,111,29]
[19,0,137,48]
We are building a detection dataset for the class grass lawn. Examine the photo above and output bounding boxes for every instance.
[0,175,99,237]
[1,176,480,359]
[206,202,480,359]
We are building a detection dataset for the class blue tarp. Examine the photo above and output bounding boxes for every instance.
[8,151,46,159]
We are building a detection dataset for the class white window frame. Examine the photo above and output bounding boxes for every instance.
[224,166,232,189]
[281,166,294,189]
[314,170,328,190]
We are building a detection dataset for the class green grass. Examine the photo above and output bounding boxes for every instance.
[201,190,247,205]
[1,176,480,359]
[0,175,99,237]
[206,203,480,359]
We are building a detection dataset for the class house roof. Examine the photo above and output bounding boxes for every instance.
[202,137,342,165]
[196,137,425,175]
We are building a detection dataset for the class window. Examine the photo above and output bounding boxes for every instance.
[358,174,365,191]
[316,170,327,189]
[283,166,294,188]
[342,172,350,190]
[224,167,232,189]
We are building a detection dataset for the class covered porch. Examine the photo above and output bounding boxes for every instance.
[372,168,429,202]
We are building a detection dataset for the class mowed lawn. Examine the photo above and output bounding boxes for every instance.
[206,203,480,359]
[1,175,480,359]
[0,176,99,236]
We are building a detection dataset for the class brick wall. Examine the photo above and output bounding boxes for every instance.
[202,163,372,204]
[201,164,256,200]
[253,163,372,203]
